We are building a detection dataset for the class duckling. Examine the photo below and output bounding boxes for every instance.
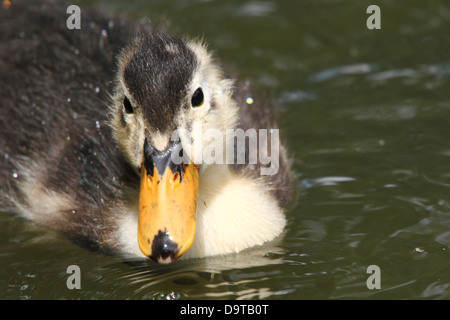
[0,0,293,264]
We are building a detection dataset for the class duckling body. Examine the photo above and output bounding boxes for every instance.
[0,0,293,262]
[0,0,137,253]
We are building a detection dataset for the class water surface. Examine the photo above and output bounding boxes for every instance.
[1,0,449,299]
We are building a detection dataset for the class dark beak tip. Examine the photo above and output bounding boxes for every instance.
[151,230,180,264]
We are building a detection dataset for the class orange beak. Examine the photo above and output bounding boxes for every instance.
[137,138,199,264]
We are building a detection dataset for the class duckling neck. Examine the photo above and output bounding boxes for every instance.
[182,164,286,259]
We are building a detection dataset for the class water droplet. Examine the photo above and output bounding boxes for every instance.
[108,20,114,29]
[246,97,254,105]
[94,87,100,93]
[3,0,11,9]
[67,97,71,103]
[74,48,80,55]
[95,120,100,129]
[101,29,108,38]
[155,292,180,300]
[71,210,76,214]
[4,153,9,160]
[165,292,180,300]
[12,171,18,179]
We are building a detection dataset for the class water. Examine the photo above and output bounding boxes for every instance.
[1,0,449,299]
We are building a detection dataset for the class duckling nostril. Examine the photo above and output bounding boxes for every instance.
[150,230,179,264]
[171,172,180,184]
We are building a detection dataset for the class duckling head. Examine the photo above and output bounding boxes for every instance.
[109,31,238,264]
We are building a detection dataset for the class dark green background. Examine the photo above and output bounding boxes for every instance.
[1,0,449,299]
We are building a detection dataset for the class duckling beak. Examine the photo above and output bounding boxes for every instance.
[137,138,199,264]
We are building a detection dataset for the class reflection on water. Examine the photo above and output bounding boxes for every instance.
[1,0,450,299]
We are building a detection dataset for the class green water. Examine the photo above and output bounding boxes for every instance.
[1,0,450,299]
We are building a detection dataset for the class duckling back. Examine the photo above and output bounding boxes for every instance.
[0,0,142,253]
[231,84,294,208]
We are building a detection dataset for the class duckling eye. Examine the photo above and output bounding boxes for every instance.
[191,88,204,108]
[123,96,134,114]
